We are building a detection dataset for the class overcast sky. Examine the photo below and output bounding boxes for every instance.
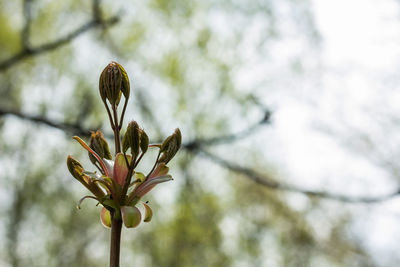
[268,0,400,264]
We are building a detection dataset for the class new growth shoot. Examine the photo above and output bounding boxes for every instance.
[67,62,181,267]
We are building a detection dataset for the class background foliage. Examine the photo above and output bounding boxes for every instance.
[0,0,398,266]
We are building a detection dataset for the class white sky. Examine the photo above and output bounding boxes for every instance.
[269,0,400,264]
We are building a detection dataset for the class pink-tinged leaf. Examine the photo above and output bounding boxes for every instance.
[73,136,109,177]
[148,144,161,148]
[121,206,141,228]
[133,175,173,198]
[113,153,131,186]
[100,207,111,228]
[103,159,114,178]
[143,203,153,222]
[148,163,169,179]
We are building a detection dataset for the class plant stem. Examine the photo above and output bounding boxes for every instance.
[120,160,135,204]
[104,102,116,130]
[109,101,122,267]
[147,151,161,178]
[110,104,122,267]
[112,105,121,153]
[110,213,122,267]
[119,98,128,130]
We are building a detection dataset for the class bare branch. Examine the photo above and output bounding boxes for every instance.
[92,0,102,23]
[0,108,95,137]
[0,1,120,72]
[184,110,271,149]
[194,147,400,203]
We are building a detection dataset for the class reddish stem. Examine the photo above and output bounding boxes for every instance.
[110,212,122,267]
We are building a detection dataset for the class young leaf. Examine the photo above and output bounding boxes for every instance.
[143,203,153,222]
[121,206,141,228]
[100,207,112,228]
[113,153,130,186]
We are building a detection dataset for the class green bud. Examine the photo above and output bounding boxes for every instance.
[67,155,84,179]
[121,206,141,228]
[130,122,141,157]
[176,128,182,147]
[140,129,149,154]
[99,69,107,104]
[99,62,129,106]
[160,135,173,152]
[159,128,182,164]
[88,130,112,164]
[122,130,130,153]
[67,156,104,197]
[117,62,130,99]
[123,121,141,157]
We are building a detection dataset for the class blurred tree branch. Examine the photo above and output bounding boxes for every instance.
[0,0,120,72]
[1,107,398,203]
[184,110,271,148]
[194,147,400,203]
[0,108,97,136]
[21,0,33,50]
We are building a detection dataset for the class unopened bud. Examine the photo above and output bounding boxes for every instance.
[159,128,182,164]
[67,155,84,179]
[118,63,130,99]
[122,131,130,153]
[123,121,141,157]
[121,206,141,228]
[99,62,130,106]
[175,128,182,147]
[88,130,112,164]
[140,129,149,154]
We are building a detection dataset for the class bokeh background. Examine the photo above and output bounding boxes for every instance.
[1,0,400,266]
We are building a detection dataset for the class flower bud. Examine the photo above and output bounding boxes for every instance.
[99,62,130,106]
[88,130,112,164]
[122,121,140,157]
[121,206,141,228]
[118,63,130,99]
[159,128,182,164]
[122,131,130,153]
[67,155,84,179]
[140,129,149,154]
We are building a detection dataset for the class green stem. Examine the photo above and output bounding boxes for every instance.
[120,160,135,204]
[119,98,128,130]
[112,105,121,153]
[146,151,161,178]
[104,102,116,130]
[109,103,122,267]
